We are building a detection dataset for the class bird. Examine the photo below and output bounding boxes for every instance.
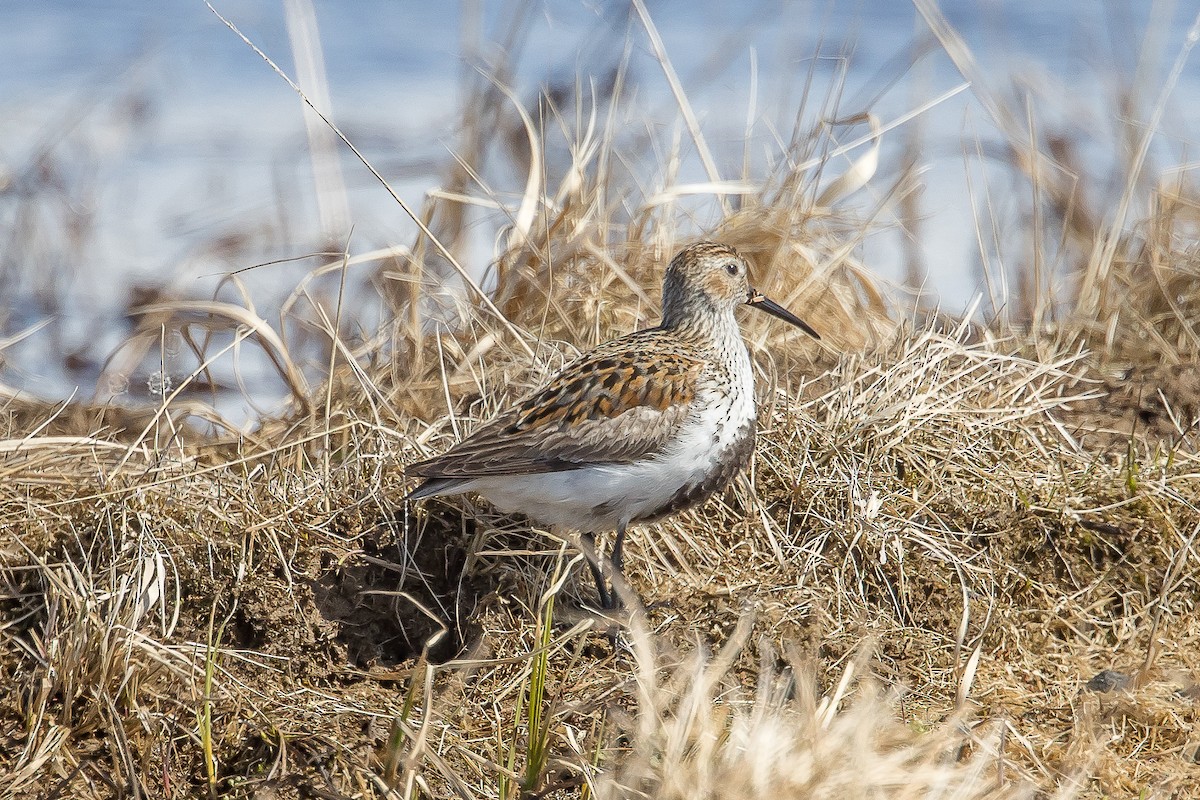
[405,241,819,609]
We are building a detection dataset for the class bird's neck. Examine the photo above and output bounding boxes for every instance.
[663,308,745,360]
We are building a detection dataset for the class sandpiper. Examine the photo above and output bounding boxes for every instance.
[405,241,818,608]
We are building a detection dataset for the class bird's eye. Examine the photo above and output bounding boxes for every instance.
[724,262,739,276]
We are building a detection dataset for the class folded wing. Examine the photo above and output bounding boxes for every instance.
[407,331,704,480]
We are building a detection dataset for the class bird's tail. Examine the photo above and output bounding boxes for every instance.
[403,477,466,502]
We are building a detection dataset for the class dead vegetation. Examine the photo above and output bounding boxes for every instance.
[3,4,1200,799]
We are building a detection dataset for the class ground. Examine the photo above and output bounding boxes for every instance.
[3,319,1199,798]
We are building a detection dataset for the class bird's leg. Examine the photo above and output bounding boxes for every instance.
[608,522,628,610]
[579,532,612,609]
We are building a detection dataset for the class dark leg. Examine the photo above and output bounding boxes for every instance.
[611,523,627,578]
[579,532,612,609]
[608,522,628,608]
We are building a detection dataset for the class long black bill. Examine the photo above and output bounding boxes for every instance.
[746,289,820,339]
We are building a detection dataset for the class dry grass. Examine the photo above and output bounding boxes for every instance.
[4,5,1200,799]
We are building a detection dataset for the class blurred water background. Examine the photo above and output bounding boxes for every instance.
[2,1,1198,422]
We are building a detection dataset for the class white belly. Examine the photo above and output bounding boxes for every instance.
[462,374,756,532]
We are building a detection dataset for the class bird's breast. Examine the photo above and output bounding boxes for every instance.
[627,355,758,523]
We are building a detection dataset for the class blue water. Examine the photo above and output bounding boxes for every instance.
[2,1,1198,418]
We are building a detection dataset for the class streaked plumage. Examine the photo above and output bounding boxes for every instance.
[406,241,818,608]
